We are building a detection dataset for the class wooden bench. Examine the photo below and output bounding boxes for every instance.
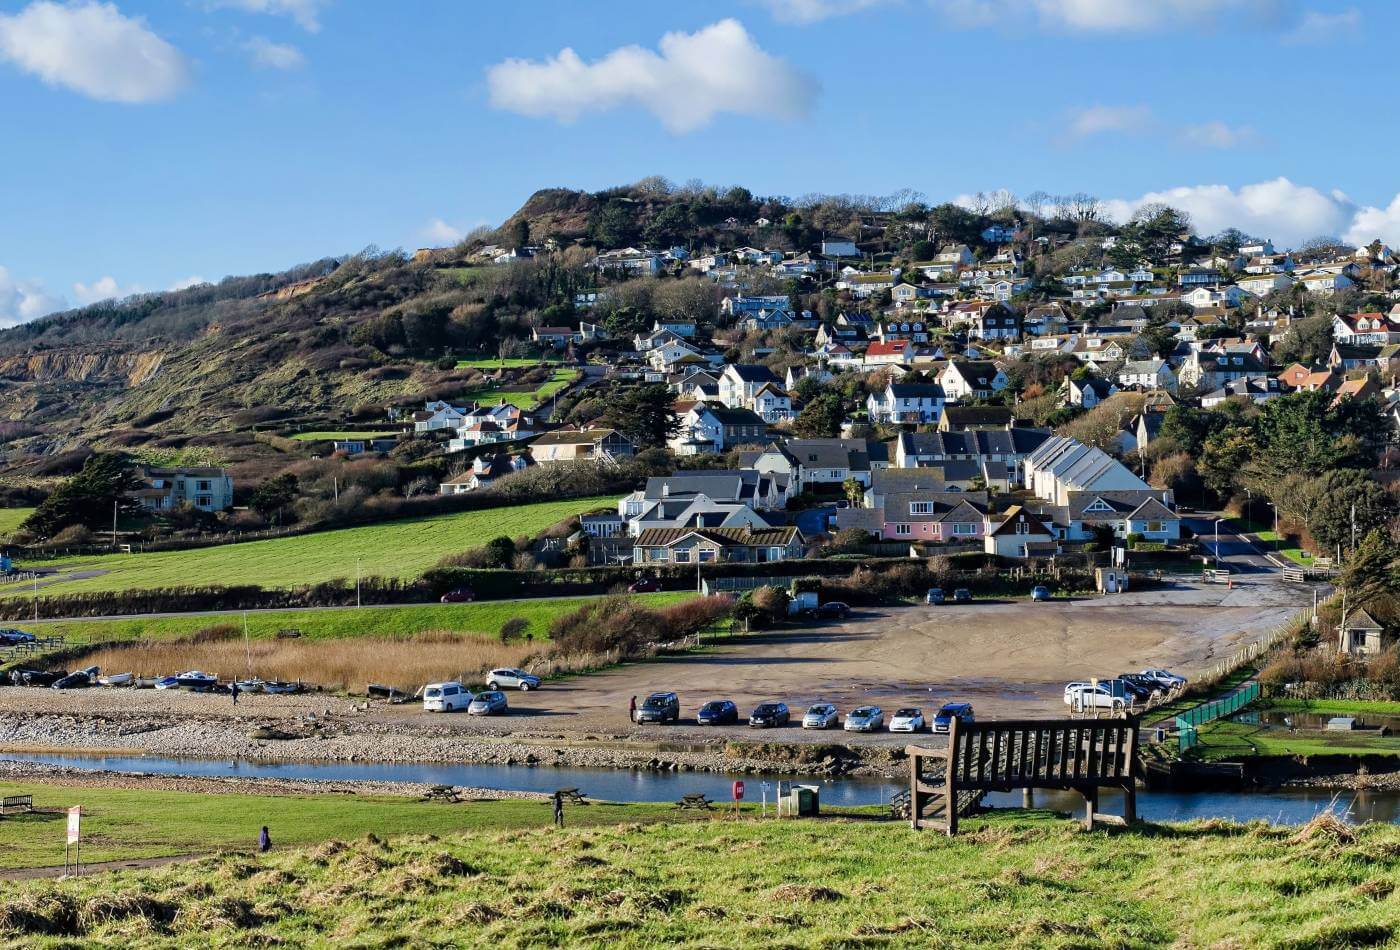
[675,793,714,811]
[553,788,589,806]
[908,716,1140,836]
[0,794,33,815]
[422,785,461,803]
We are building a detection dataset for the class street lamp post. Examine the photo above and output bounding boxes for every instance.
[1214,518,1224,566]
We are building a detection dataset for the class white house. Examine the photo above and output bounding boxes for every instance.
[719,364,783,410]
[821,237,860,257]
[866,381,945,424]
[1115,359,1177,392]
[984,507,1058,559]
[939,361,1009,402]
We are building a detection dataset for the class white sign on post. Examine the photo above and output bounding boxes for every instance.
[65,805,81,875]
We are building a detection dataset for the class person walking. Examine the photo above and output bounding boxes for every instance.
[258,826,271,853]
[230,681,240,706]
[552,791,564,828]
[629,695,637,723]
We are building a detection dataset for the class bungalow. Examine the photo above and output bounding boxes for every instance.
[821,237,860,258]
[872,491,990,543]
[532,326,575,348]
[864,340,916,367]
[867,381,945,425]
[984,506,1059,559]
[1297,271,1354,296]
[720,294,791,317]
[1332,376,1381,406]
[1200,377,1281,408]
[785,364,833,390]
[837,271,899,298]
[1050,491,1180,543]
[632,525,804,565]
[1237,273,1294,297]
[530,428,636,464]
[1328,343,1386,373]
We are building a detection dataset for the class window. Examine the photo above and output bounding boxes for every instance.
[698,549,717,562]
[768,546,784,560]
[673,550,691,563]
[1015,521,1029,535]
[894,523,912,536]
[1085,498,1113,513]
[953,523,977,536]
[1147,521,1164,533]
[909,502,933,515]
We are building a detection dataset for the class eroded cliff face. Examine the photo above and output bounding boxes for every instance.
[0,349,164,386]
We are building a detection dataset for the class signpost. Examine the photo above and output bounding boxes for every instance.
[732,780,744,818]
[64,805,81,875]
[760,780,772,817]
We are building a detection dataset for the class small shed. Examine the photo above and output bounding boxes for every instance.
[1095,567,1128,594]
[1340,608,1384,656]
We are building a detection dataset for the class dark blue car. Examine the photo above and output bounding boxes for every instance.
[696,699,738,725]
[933,702,974,734]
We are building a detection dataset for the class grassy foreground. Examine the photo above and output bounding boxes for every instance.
[0,508,33,541]
[0,498,613,598]
[18,593,694,646]
[2,786,1398,947]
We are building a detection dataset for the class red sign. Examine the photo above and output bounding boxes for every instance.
[732,781,745,801]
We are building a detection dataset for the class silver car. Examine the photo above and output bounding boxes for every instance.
[844,705,884,732]
[487,668,541,691]
[802,703,839,730]
[467,690,509,716]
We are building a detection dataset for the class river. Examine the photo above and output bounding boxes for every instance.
[6,751,1400,824]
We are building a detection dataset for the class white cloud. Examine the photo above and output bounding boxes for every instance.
[486,19,818,134]
[212,0,327,32]
[1345,196,1400,249]
[421,219,465,245]
[935,0,1274,31]
[1179,120,1258,149]
[758,0,891,23]
[244,35,304,69]
[1283,7,1360,42]
[169,276,209,291]
[1065,104,1152,139]
[1102,178,1359,247]
[0,266,66,328]
[72,275,143,306]
[0,1,189,103]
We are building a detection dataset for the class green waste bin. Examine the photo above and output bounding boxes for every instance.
[787,784,820,817]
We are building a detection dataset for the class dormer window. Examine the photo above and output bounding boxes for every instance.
[1085,498,1113,513]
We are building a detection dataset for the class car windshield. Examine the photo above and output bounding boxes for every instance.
[642,696,668,707]
[807,705,831,715]
[852,707,874,716]
[938,706,961,715]
[702,702,725,711]
[895,708,919,717]
[754,704,779,714]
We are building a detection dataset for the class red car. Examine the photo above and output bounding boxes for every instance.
[440,587,475,603]
[628,578,660,593]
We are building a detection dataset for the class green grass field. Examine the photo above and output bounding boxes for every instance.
[468,368,576,410]
[1190,719,1400,761]
[287,431,400,442]
[0,507,33,539]
[1269,699,1400,717]
[0,498,613,598]
[3,784,1397,947]
[17,593,694,645]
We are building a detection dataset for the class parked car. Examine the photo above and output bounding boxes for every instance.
[635,691,680,723]
[487,668,540,691]
[802,703,840,730]
[952,588,973,604]
[1141,668,1187,690]
[1118,673,1167,697]
[467,690,509,716]
[0,628,36,646]
[1064,683,1125,711]
[816,601,851,619]
[748,701,791,728]
[932,702,974,734]
[439,587,475,603]
[1031,585,1051,602]
[1113,678,1154,704]
[924,588,945,605]
[844,705,884,732]
[697,699,739,725]
[422,681,470,712]
[888,707,925,733]
[628,578,660,593]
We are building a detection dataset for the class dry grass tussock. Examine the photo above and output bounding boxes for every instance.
[77,632,541,692]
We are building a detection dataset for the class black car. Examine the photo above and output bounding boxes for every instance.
[952,588,973,604]
[697,699,739,725]
[1117,673,1166,698]
[1111,678,1153,703]
[748,701,791,728]
[635,691,680,723]
[816,601,850,619]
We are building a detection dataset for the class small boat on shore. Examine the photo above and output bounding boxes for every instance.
[262,681,303,695]
[97,672,133,687]
[174,670,219,691]
[154,675,181,690]
[235,678,266,693]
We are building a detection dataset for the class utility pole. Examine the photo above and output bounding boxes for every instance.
[112,500,118,550]
[356,558,362,608]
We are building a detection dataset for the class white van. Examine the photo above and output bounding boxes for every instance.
[423,681,469,712]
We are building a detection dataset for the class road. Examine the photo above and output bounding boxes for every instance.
[1183,515,1278,573]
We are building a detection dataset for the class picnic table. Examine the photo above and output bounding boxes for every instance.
[0,793,33,816]
[675,792,713,811]
[552,788,589,806]
[422,785,461,803]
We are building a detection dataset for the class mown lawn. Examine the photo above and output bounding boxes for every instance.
[3,786,1398,947]
[454,357,562,369]
[468,368,577,410]
[18,593,695,645]
[1269,698,1400,717]
[0,498,614,598]
[286,431,400,442]
[0,507,34,539]
[1190,719,1400,761]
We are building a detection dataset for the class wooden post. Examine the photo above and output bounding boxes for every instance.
[1083,787,1098,831]
[908,749,920,830]
[944,717,959,837]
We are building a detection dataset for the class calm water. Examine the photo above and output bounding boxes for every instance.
[7,752,1400,824]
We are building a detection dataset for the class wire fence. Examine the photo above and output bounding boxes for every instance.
[1176,681,1260,752]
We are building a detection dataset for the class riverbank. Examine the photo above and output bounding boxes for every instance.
[3,794,1397,947]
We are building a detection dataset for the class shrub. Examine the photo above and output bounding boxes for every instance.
[749,586,790,621]
[498,617,529,644]
[548,595,666,657]
[656,595,734,638]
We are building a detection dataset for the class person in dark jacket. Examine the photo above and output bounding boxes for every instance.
[231,682,240,706]
[258,826,271,852]
[629,695,637,723]
[552,791,564,828]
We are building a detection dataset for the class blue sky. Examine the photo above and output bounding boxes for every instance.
[1,0,1397,325]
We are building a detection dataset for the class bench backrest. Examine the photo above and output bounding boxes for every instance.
[923,718,1138,791]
